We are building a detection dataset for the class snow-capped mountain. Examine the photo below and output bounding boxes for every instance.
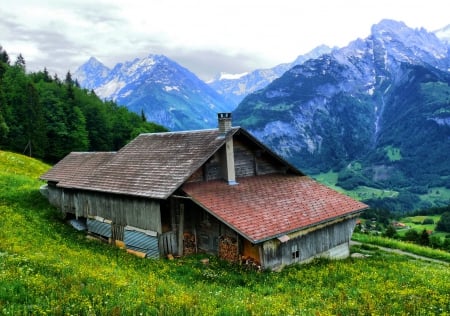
[74,57,110,90]
[74,54,233,131]
[208,45,335,107]
[233,19,450,211]
[435,24,450,45]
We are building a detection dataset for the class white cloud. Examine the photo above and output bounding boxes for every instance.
[1,0,449,81]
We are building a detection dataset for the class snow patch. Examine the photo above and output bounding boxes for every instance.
[219,72,249,80]
[164,86,180,92]
[95,78,126,99]
[430,117,450,126]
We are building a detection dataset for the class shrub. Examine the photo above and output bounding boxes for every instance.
[436,212,450,232]
[422,218,434,225]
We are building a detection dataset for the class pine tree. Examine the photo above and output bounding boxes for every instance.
[15,54,26,71]
[141,109,147,122]
[2,60,28,152]
[0,46,10,64]
[0,56,9,139]
[23,82,46,157]
[436,212,450,232]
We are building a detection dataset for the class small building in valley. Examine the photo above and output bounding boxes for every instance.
[40,113,367,270]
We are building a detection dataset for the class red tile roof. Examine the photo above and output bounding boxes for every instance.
[182,174,368,243]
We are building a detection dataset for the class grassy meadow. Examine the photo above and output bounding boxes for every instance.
[312,171,398,200]
[1,151,450,315]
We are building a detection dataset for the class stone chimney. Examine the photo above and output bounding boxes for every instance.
[217,113,237,185]
[218,112,232,134]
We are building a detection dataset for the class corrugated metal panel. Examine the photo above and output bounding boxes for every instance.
[124,229,159,259]
[87,218,111,238]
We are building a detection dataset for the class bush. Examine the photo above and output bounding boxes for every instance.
[384,225,398,238]
[422,218,434,225]
[436,212,450,232]
[403,229,420,242]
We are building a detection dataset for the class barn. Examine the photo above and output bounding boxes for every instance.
[40,113,367,270]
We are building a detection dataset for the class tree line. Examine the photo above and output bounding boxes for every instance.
[0,46,167,163]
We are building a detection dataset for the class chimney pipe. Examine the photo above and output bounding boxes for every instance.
[217,113,237,185]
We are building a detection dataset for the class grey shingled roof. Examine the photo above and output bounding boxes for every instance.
[50,128,239,199]
[41,152,116,183]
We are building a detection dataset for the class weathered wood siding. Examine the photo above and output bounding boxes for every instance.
[47,184,64,209]
[186,137,288,183]
[54,188,161,233]
[234,140,285,177]
[261,218,357,270]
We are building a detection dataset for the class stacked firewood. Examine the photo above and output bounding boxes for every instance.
[241,256,261,271]
[218,235,239,262]
[183,232,197,255]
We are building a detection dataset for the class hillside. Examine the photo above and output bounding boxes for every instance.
[0,51,167,164]
[1,151,450,315]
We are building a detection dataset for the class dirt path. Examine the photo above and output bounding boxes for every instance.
[350,241,450,266]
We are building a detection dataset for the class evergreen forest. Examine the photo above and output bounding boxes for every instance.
[0,46,167,163]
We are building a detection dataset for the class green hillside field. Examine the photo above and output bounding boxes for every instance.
[1,150,449,315]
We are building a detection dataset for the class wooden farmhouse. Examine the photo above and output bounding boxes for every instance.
[40,113,368,270]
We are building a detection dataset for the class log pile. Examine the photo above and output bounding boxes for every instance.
[241,256,261,271]
[183,232,197,255]
[218,235,239,262]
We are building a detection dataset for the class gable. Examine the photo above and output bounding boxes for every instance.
[185,130,303,183]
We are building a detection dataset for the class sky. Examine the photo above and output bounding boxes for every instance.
[1,0,449,81]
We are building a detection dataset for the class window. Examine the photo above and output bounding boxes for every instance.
[291,244,300,260]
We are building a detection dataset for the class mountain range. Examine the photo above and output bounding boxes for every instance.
[233,19,450,211]
[207,44,334,106]
[74,55,232,131]
[75,19,450,211]
[74,47,334,131]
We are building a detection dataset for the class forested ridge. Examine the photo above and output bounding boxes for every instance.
[0,46,167,163]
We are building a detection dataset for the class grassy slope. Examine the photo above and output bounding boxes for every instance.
[1,151,450,315]
[312,171,398,200]
[312,170,450,210]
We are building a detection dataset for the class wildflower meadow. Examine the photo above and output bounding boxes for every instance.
[1,151,450,315]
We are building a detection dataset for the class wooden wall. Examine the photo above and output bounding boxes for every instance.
[261,217,357,270]
[50,186,162,233]
[186,137,287,183]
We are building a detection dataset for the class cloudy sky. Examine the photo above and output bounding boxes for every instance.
[1,0,449,81]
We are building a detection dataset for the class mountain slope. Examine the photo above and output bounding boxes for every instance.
[233,19,450,211]
[75,55,233,131]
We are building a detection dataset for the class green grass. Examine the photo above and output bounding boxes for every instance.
[385,145,402,161]
[420,186,450,204]
[1,151,450,315]
[311,170,339,187]
[401,215,441,230]
[312,171,398,200]
[395,215,449,240]
[352,233,450,263]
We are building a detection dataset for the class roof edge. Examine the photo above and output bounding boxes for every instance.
[252,208,367,244]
